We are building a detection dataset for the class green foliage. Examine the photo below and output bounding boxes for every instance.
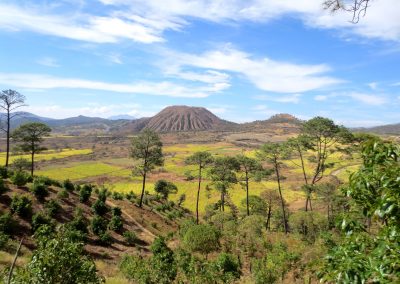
[12,226,104,284]
[0,231,8,249]
[91,215,108,236]
[63,179,75,192]
[319,140,400,283]
[31,212,54,232]
[97,187,108,202]
[66,209,88,242]
[154,179,177,199]
[119,255,152,283]
[123,231,137,246]
[45,199,61,218]
[289,211,328,243]
[252,243,300,284]
[213,253,241,283]
[30,180,49,201]
[149,237,177,284]
[10,194,32,218]
[0,166,9,178]
[57,189,69,199]
[10,171,29,186]
[109,216,123,232]
[92,199,108,216]
[182,223,220,255]
[0,178,8,195]
[79,184,92,203]
[11,157,31,172]
[0,212,16,235]
[111,191,124,200]
[98,231,113,246]
[241,195,267,215]
[34,176,61,187]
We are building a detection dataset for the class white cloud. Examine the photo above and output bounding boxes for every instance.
[2,1,399,45]
[0,73,224,98]
[367,82,378,90]
[348,92,387,106]
[314,95,328,101]
[0,3,165,44]
[255,94,302,103]
[22,103,158,119]
[164,47,340,93]
[107,53,123,64]
[37,57,60,67]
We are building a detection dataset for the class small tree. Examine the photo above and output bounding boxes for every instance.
[236,155,265,216]
[0,89,26,167]
[130,129,164,207]
[182,224,220,257]
[185,151,214,224]
[12,122,51,176]
[154,179,178,199]
[209,157,239,212]
[257,142,289,234]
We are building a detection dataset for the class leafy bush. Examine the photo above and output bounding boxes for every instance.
[67,209,88,242]
[13,227,104,283]
[98,231,113,246]
[154,179,178,199]
[57,189,69,199]
[11,171,30,186]
[11,157,30,172]
[0,166,9,179]
[91,215,108,236]
[119,255,152,283]
[0,232,8,249]
[97,188,108,202]
[0,212,16,235]
[10,194,32,218]
[123,231,137,246]
[30,181,49,201]
[109,215,123,232]
[182,224,220,255]
[111,206,122,217]
[45,199,61,218]
[63,179,75,192]
[79,184,92,203]
[92,199,108,216]
[34,176,61,187]
[31,212,54,232]
[125,191,137,202]
[0,178,8,195]
[112,191,124,200]
[213,253,241,282]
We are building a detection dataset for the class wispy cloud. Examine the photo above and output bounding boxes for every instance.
[0,73,225,98]
[348,92,387,106]
[37,57,60,67]
[162,46,340,93]
[255,94,302,104]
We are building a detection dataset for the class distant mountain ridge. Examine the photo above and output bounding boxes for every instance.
[353,123,400,135]
[2,107,301,135]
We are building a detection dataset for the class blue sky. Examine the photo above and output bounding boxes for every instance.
[0,0,399,127]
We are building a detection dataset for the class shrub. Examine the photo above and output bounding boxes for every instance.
[0,212,16,235]
[111,207,122,217]
[119,255,151,283]
[213,253,241,282]
[79,184,92,203]
[183,224,220,255]
[13,227,103,283]
[10,194,32,218]
[35,176,61,187]
[112,191,124,200]
[63,179,75,192]
[0,232,8,249]
[11,171,29,186]
[123,231,137,246]
[125,191,137,202]
[67,209,88,242]
[11,157,30,172]
[154,179,178,199]
[109,216,123,232]
[92,200,108,216]
[97,188,109,202]
[57,189,69,199]
[0,166,8,179]
[91,216,108,236]
[45,199,61,218]
[98,231,113,246]
[31,213,54,232]
[30,181,49,201]
[0,178,8,195]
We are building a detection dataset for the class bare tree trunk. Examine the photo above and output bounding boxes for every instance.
[139,172,147,207]
[246,173,250,216]
[221,190,225,212]
[7,238,23,284]
[274,158,288,234]
[266,204,271,231]
[196,167,202,224]
[5,111,10,167]
[31,150,34,176]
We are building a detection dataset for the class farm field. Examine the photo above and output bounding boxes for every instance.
[26,140,361,216]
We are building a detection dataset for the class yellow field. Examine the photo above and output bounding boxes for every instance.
[0,148,92,164]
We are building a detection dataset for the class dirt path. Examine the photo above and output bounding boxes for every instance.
[106,200,156,242]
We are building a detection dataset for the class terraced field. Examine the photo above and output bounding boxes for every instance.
[30,141,360,216]
[0,148,92,164]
